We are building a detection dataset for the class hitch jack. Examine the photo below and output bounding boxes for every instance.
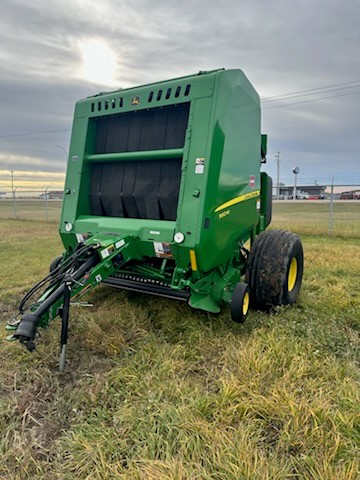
[59,277,71,372]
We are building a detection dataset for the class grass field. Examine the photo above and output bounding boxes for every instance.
[272,201,360,237]
[0,199,359,237]
[0,214,359,479]
[0,199,62,223]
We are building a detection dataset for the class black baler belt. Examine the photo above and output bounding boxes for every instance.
[90,157,181,221]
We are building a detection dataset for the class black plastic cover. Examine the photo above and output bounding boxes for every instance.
[94,103,190,153]
[260,172,272,227]
[90,158,182,220]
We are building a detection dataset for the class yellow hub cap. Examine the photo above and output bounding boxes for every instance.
[242,291,250,315]
[288,258,298,292]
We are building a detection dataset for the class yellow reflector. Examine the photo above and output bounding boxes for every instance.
[190,250,197,271]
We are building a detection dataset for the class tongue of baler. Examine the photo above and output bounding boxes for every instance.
[7,233,139,366]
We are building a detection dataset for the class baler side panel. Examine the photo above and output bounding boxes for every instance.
[174,96,213,269]
[60,115,91,250]
[197,70,261,272]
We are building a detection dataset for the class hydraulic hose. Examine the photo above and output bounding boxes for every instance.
[18,244,93,314]
[14,251,99,350]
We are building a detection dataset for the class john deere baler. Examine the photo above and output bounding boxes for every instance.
[8,69,303,366]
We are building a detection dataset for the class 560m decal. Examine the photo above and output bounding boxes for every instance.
[215,190,260,213]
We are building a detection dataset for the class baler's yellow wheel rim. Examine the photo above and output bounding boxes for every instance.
[288,258,298,292]
[242,291,250,315]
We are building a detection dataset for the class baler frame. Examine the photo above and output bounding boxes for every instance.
[6,68,303,370]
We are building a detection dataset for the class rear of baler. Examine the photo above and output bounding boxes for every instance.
[7,69,303,365]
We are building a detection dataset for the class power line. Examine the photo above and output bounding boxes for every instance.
[271,130,359,141]
[0,134,70,144]
[262,83,360,104]
[262,89,360,109]
[261,79,360,101]
[1,79,359,138]
[0,128,70,139]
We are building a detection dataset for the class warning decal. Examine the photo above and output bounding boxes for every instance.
[153,242,173,258]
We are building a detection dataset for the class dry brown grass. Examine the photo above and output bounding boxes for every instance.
[0,218,359,479]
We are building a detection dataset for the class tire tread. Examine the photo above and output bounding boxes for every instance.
[247,229,303,309]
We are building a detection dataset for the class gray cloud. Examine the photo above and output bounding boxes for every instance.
[0,0,359,189]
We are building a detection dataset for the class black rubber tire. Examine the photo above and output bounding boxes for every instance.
[49,255,63,273]
[246,229,303,310]
[230,281,250,323]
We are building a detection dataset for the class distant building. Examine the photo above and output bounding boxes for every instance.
[39,190,63,200]
[339,189,360,200]
[279,185,326,198]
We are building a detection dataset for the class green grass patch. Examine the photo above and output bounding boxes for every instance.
[273,201,360,237]
[1,199,359,237]
[0,218,359,479]
[0,200,62,222]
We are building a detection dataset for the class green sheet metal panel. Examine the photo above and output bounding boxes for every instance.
[196,70,261,271]
[60,69,262,275]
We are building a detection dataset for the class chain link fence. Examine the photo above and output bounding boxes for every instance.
[0,190,62,222]
[272,199,360,238]
[270,182,360,237]
[0,185,359,237]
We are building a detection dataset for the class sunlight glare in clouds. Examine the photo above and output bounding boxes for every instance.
[79,39,117,86]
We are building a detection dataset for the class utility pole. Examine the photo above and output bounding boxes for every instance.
[13,187,18,219]
[274,151,280,200]
[10,170,16,218]
[329,177,334,235]
[292,167,299,201]
[44,186,50,222]
[10,170,14,194]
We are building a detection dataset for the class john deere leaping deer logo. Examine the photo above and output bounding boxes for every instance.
[131,96,140,106]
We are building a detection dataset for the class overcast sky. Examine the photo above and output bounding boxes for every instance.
[0,0,359,190]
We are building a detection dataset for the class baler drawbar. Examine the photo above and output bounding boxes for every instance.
[8,233,139,356]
